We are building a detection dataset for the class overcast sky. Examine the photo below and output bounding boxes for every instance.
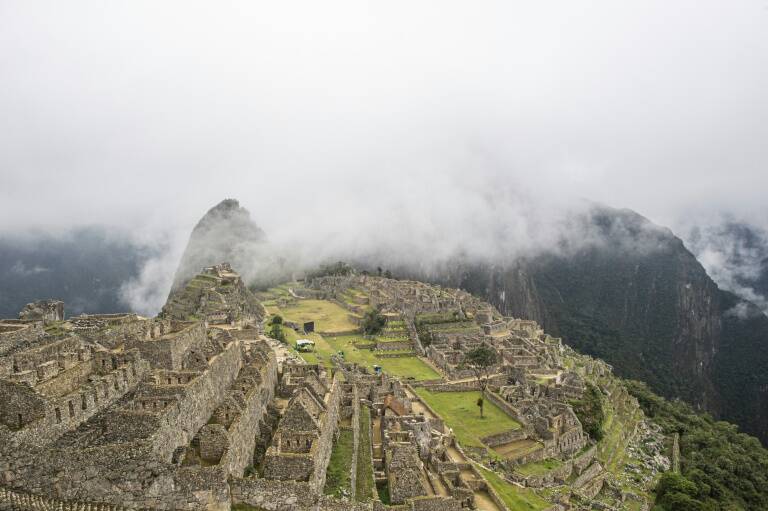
[1,1,767,246]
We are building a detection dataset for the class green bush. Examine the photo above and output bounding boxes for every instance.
[362,308,387,335]
[626,380,768,510]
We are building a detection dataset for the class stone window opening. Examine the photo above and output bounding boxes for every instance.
[81,394,87,411]
[17,413,23,428]
[111,357,118,370]
[102,359,107,368]
[55,407,61,423]
[113,379,119,390]
[167,378,172,385]
[68,401,74,418]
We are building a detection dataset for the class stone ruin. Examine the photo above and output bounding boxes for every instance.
[1,267,658,511]
[18,300,64,324]
[0,266,278,510]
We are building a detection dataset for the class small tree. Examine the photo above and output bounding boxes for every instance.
[268,317,286,343]
[362,307,387,335]
[462,344,498,418]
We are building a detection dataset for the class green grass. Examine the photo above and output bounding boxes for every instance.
[231,504,267,511]
[278,299,359,332]
[515,458,563,477]
[355,407,374,501]
[324,428,355,497]
[478,467,550,511]
[322,334,440,380]
[413,389,520,448]
[279,327,440,380]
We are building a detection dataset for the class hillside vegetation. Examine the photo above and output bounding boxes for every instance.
[626,380,768,510]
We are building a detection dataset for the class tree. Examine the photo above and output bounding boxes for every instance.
[462,344,498,418]
[268,316,286,343]
[362,307,387,335]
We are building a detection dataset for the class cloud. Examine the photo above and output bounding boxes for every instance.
[9,262,51,277]
[0,1,767,313]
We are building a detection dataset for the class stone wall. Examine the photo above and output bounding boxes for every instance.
[218,348,278,476]
[349,385,361,500]
[231,478,316,511]
[135,322,206,371]
[1,352,149,450]
[480,428,527,448]
[0,323,44,366]
[148,339,243,460]
[310,374,342,492]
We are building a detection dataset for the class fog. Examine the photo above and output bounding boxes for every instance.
[1,1,767,313]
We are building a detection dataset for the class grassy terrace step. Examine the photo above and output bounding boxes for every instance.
[515,458,563,477]
[478,467,550,511]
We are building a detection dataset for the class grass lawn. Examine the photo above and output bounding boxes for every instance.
[278,299,359,332]
[413,389,520,448]
[479,467,550,511]
[279,328,440,380]
[355,407,374,501]
[323,334,440,381]
[324,428,355,497]
[515,458,563,477]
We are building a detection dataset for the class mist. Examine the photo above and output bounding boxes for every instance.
[1,1,767,314]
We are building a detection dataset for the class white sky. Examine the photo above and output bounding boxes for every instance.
[1,0,767,243]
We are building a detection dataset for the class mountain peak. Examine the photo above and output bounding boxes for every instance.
[170,199,266,291]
